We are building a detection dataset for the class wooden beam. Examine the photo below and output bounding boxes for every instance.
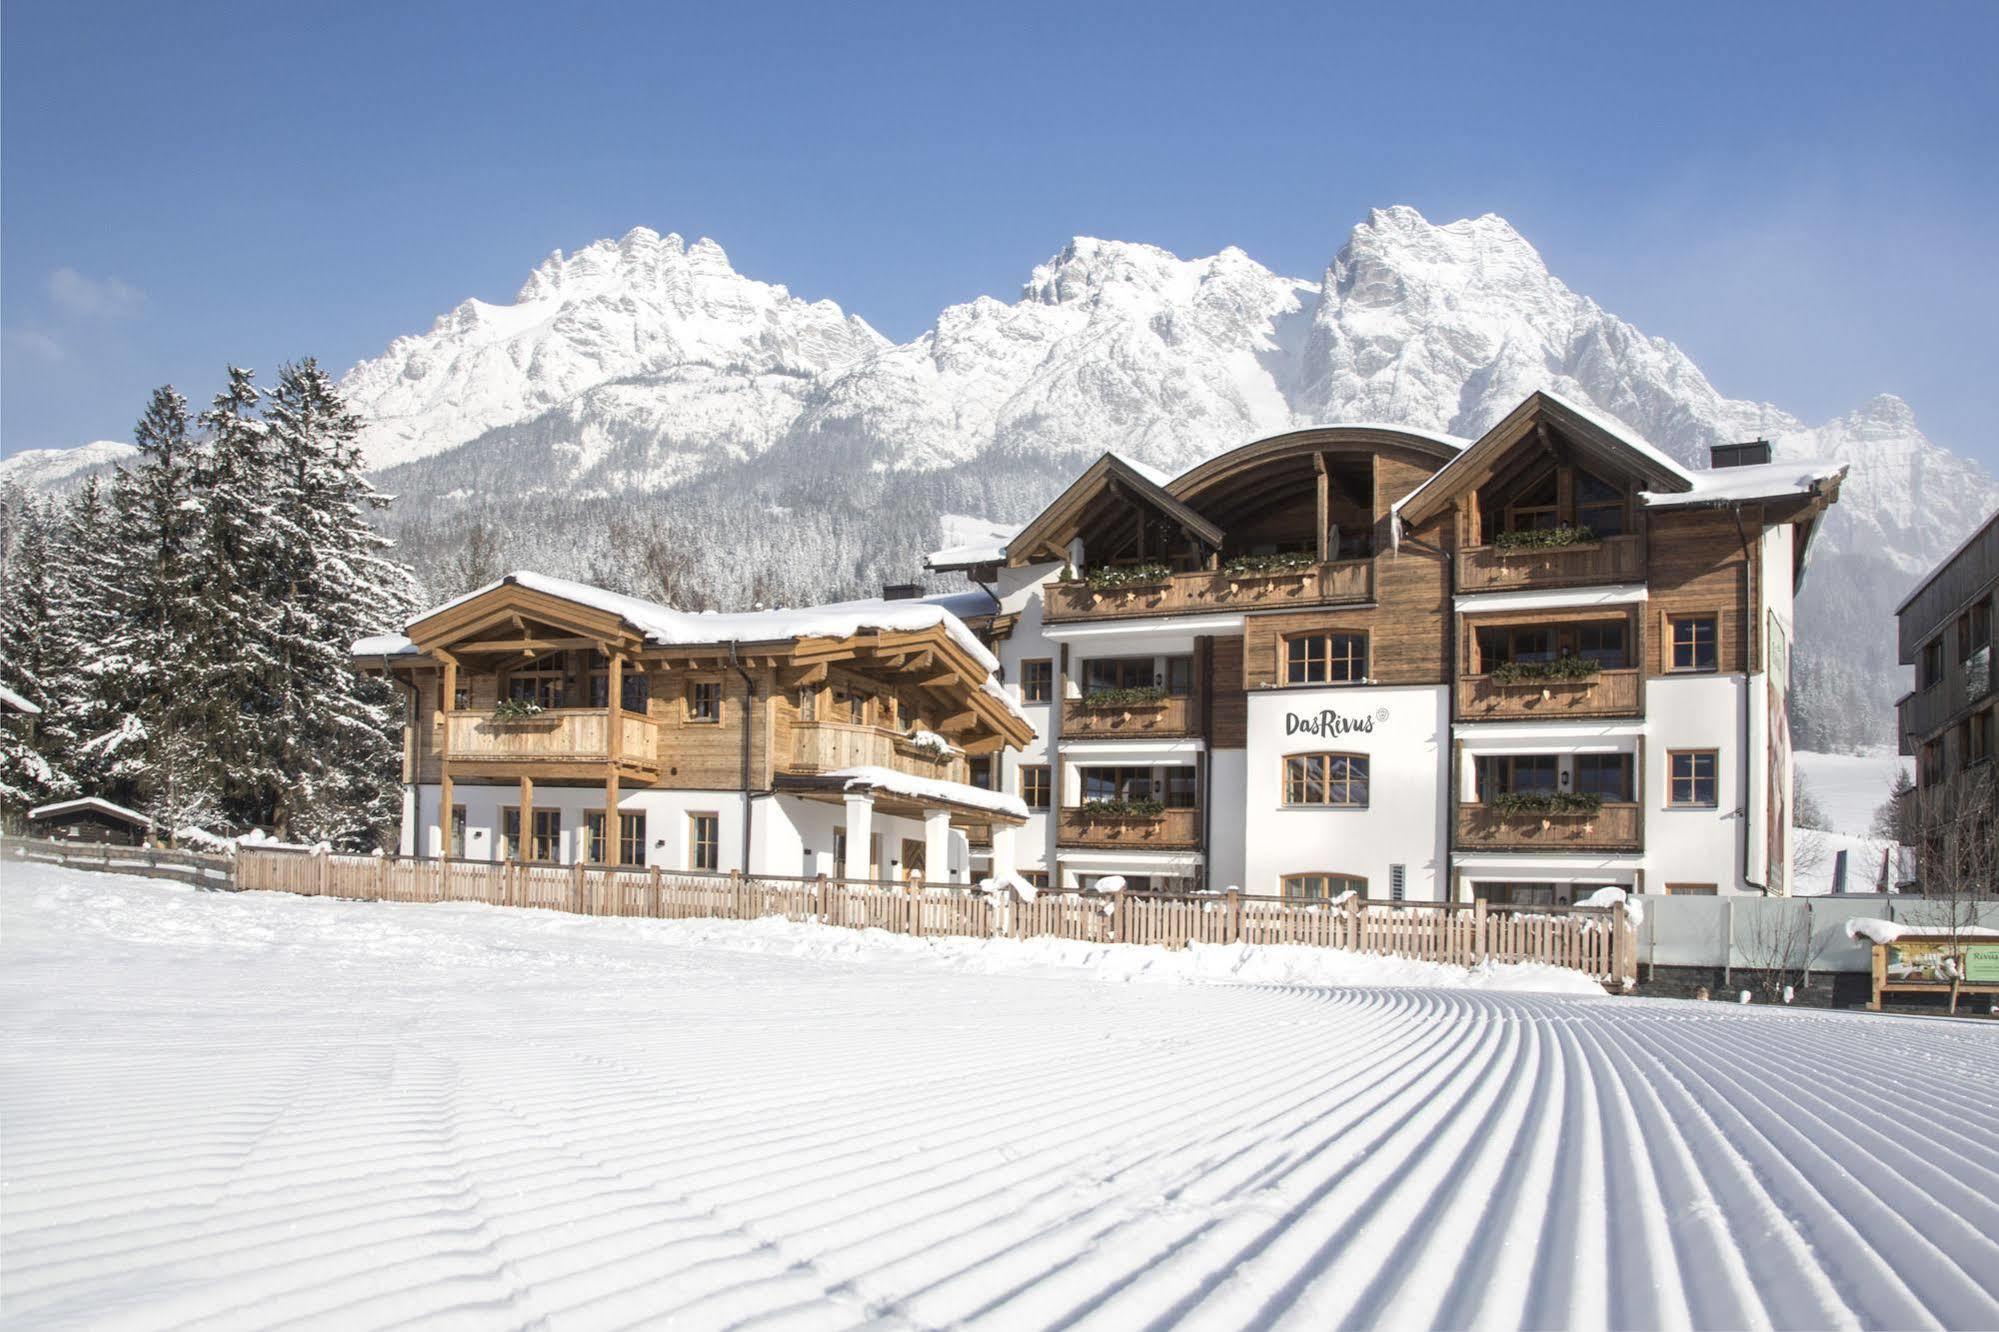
[604,768,621,866]
[451,635,598,655]
[935,711,978,734]
[518,775,534,863]
[961,734,1007,755]
[778,662,830,689]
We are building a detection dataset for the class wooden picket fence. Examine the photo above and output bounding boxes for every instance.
[226,846,1635,987]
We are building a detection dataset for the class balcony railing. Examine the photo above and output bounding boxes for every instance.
[1455,802,1642,853]
[443,709,659,771]
[1045,558,1373,623]
[1458,534,1645,593]
[1057,806,1202,849]
[789,720,964,784]
[1457,668,1641,721]
[1063,693,1200,738]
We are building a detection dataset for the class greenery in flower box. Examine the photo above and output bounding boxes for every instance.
[1492,524,1596,551]
[1080,685,1168,708]
[1079,797,1166,818]
[491,698,546,721]
[1085,562,1171,589]
[1487,791,1603,816]
[1221,551,1317,577]
[1488,654,1603,685]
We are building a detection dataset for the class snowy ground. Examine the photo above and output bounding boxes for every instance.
[5,868,1998,1330]
[1796,747,1909,836]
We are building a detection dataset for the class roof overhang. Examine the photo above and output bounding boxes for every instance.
[1005,453,1224,567]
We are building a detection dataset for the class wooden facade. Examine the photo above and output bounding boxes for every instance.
[1894,510,1999,827]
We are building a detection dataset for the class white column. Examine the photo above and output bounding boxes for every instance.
[991,824,1018,883]
[401,786,418,857]
[843,792,874,883]
[924,808,953,884]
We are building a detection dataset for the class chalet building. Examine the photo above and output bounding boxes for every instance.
[929,391,1845,903]
[354,574,1036,883]
[1896,509,1998,812]
[28,796,153,846]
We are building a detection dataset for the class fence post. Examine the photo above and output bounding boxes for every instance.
[650,864,662,919]
[1474,898,1489,966]
[815,872,829,925]
[729,869,745,919]
[1227,889,1243,945]
[1113,888,1128,944]
[315,847,329,897]
[375,854,388,901]
[1345,894,1362,951]
[571,860,586,915]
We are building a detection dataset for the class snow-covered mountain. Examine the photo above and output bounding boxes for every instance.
[14,209,1988,747]
[0,440,138,493]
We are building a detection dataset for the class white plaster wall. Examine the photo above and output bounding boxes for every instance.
[992,563,1060,874]
[1207,748,1247,889]
[415,785,747,870]
[1242,684,1449,900]
[1644,675,1750,893]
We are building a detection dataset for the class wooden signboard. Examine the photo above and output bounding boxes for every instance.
[1868,934,1999,1012]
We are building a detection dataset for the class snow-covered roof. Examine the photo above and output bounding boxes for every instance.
[352,633,420,657]
[826,765,1029,821]
[926,518,1022,570]
[0,682,41,714]
[1111,452,1177,488]
[1641,459,1847,509]
[29,796,152,826]
[1846,916,1999,946]
[1536,390,1697,486]
[416,570,1004,675]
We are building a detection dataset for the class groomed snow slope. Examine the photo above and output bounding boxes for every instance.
[5,868,1998,1330]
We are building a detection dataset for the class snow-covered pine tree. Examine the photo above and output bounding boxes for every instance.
[257,359,419,846]
[0,493,80,819]
[190,366,283,822]
[93,385,224,833]
[54,477,127,796]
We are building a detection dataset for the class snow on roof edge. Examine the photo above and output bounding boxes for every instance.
[29,795,152,825]
[1640,459,1847,509]
[827,765,1030,821]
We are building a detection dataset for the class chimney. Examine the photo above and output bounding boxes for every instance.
[880,581,925,601]
[1709,439,1772,469]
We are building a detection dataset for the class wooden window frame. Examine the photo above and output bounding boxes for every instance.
[1281,872,1366,901]
[1020,659,1054,704]
[1666,613,1719,674]
[1475,754,1559,800]
[1283,632,1367,687]
[1282,752,1370,808]
[449,803,467,858]
[685,679,723,724]
[1665,883,1719,896]
[501,806,519,861]
[1502,464,1562,534]
[504,651,568,708]
[1969,707,1995,767]
[1575,468,1628,537]
[688,812,721,871]
[1667,750,1720,808]
[1020,764,1050,810]
[1573,752,1634,802]
[583,810,648,865]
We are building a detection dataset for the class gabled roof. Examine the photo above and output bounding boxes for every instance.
[1394,390,1695,528]
[30,796,151,827]
[1003,453,1223,567]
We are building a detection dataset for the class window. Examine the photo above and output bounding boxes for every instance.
[1504,468,1561,533]
[1084,657,1154,693]
[1285,633,1367,685]
[1020,765,1050,810]
[1669,751,1719,808]
[1165,656,1194,697]
[584,811,646,864]
[514,809,559,862]
[1477,626,1554,668]
[1020,659,1054,704]
[501,807,519,861]
[1921,739,1944,787]
[1082,766,1156,802]
[1574,753,1634,801]
[453,684,471,710]
[968,755,995,790]
[1478,881,1560,906]
[1163,768,1198,809]
[1282,872,1365,901]
[1919,638,1945,690]
[831,685,867,724]
[586,654,650,711]
[448,804,466,858]
[506,652,567,708]
[832,828,882,879]
[1475,754,1558,798]
[901,838,926,882]
[1669,615,1718,673]
[1970,708,1994,766]
[1576,620,1628,668]
[1577,471,1626,538]
[686,680,722,723]
[689,813,720,871]
[1666,883,1718,896]
[1022,871,1050,890]
[1284,753,1369,807]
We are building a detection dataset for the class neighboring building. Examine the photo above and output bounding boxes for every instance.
[354,573,1035,883]
[28,796,152,846]
[1895,509,1999,813]
[929,391,1844,901]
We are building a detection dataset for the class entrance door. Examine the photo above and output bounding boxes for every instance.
[902,837,926,884]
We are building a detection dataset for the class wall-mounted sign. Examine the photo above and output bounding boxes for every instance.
[1285,705,1390,739]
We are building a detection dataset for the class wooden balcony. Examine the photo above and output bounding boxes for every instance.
[1457,668,1641,721]
[1063,693,1200,738]
[1458,534,1644,593]
[1455,802,1642,853]
[788,720,964,784]
[442,708,660,780]
[1057,806,1202,850]
[1044,558,1373,623]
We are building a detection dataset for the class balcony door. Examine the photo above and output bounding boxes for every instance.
[505,652,567,709]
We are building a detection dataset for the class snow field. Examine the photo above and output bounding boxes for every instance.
[4,865,1998,1330]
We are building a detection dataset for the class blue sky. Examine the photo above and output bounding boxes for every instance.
[4,1,1996,465]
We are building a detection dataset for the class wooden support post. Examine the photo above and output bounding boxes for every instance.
[1314,452,1330,563]
[572,859,585,914]
[438,766,454,859]
[604,769,622,867]
[650,863,662,919]
[1228,888,1242,945]
[518,775,534,863]
[815,872,829,924]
